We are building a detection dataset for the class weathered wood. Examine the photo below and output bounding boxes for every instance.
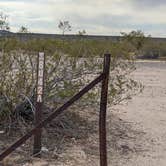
[33,52,45,156]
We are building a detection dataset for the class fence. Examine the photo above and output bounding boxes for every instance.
[0,53,111,166]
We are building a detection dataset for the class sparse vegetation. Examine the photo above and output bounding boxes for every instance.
[0,12,10,31]
[18,26,29,33]
[58,20,72,35]
[0,37,142,132]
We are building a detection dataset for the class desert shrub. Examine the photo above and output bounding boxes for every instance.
[0,37,142,132]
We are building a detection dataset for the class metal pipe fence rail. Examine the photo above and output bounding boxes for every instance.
[0,53,111,166]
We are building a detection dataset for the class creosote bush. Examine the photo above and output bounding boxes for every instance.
[0,37,142,132]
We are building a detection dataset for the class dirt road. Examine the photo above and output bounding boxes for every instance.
[112,61,166,166]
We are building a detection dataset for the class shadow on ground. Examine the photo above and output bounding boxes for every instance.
[0,108,148,165]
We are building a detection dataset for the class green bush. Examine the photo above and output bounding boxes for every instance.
[0,37,142,130]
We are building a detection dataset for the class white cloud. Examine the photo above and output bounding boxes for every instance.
[0,0,166,37]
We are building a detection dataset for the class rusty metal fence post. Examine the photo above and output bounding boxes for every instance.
[99,53,111,166]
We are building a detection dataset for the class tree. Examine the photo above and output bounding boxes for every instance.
[78,30,86,36]
[18,26,29,33]
[120,30,149,55]
[0,12,10,31]
[58,20,71,35]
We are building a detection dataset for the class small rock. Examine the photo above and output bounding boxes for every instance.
[41,147,49,152]
[0,131,4,134]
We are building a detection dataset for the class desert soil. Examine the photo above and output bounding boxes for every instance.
[1,60,166,166]
[112,60,166,166]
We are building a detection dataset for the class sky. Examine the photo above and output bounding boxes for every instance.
[0,0,166,37]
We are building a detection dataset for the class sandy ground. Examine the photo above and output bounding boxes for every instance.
[28,60,166,166]
[2,60,166,166]
[112,61,166,166]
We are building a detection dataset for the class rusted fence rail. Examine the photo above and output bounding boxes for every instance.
[0,53,111,166]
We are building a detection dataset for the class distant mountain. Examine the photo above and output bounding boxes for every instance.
[0,30,166,43]
[0,30,13,35]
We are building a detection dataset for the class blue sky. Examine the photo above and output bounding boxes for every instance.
[0,0,166,37]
